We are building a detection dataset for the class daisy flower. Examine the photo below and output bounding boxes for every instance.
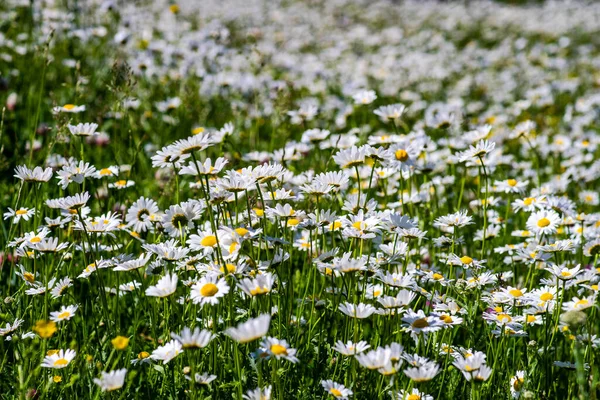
[526,209,561,236]
[41,349,76,369]
[145,273,178,297]
[321,380,353,399]
[93,369,127,392]
[225,314,271,344]
[170,327,215,349]
[14,165,53,182]
[259,337,299,363]
[150,340,183,364]
[3,207,35,224]
[68,122,98,137]
[190,275,230,307]
[50,304,78,323]
[52,104,86,113]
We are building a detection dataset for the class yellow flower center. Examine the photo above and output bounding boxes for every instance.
[540,292,554,301]
[395,149,409,162]
[250,287,270,296]
[138,351,150,359]
[15,209,28,215]
[509,289,523,297]
[537,218,551,228]
[100,168,113,176]
[235,227,249,236]
[24,272,35,282]
[352,221,365,230]
[192,127,205,135]
[200,283,219,297]
[460,256,473,264]
[513,377,524,391]
[220,263,237,274]
[330,388,343,397]
[169,4,180,13]
[440,314,453,324]
[412,318,429,329]
[560,271,572,277]
[507,179,517,187]
[63,104,76,110]
[433,273,444,280]
[497,314,512,323]
[57,311,71,319]
[287,218,299,226]
[576,299,589,306]
[53,358,69,367]
[523,197,534,206]
[200,235,217,247]
[116,180,127,186]
[270,344,287,355]
[53,375,62,383]
[331,221,342,231]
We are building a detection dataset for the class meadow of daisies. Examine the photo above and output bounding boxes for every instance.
[2,0,600,399]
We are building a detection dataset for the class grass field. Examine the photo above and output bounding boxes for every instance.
[1,0,600,398]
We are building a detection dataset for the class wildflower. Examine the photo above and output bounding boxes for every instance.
[352,90,377,105]
[171,327,215,349]
[332,340,370,356]
[145,273,178,297]
[321,380,353,399]
[50,305,78,323]
[3,207,35,224]
[243,386,272,400]
[526,210,561,235]
[41,349,76,368]
[53,104,86,113]
[150,340,183,364]
[111,336,130,350]
[190,275,230,307]
[338,302,376,319]
[259,337,299,363]
[94,369,127,391]
[68,122,98,137]
[14,165,53,182]
[225,314,271,343]
[403,363,440,382]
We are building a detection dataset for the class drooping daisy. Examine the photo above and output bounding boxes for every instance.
[150,340,183,364]
[332,340,370,356]
[403,363,440,382]
[170,327,215,349]
[393,388,434,400]
[338,302,376,319]
[242,386,272,400]
[225,314,271,344]
[68,122,98,137]
[14,165,53,182]
[93,369,127,392]
[145,273,178,297]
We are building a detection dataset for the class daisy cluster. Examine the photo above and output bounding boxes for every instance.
[1,0,600,399]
